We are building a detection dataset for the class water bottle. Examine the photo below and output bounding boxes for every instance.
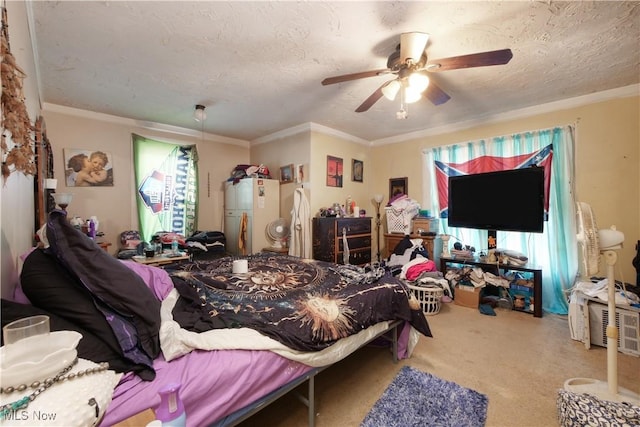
[171,237,179,255]
[155,383,186,427]
[89,219,96,240]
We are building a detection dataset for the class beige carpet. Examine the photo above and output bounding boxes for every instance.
[239,302,640,427]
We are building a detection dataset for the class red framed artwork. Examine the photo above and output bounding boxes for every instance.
[326,156,343,187]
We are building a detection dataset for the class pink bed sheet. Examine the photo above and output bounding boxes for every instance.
[102,348,312,426]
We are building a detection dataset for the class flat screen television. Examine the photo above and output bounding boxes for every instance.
[447,167,545,248]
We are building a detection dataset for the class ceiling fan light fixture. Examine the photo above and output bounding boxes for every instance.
[194,104,206,122]
[408,72,430,93]
[381,80,401,101]
[400,32,430,64]
[404,86,422,104]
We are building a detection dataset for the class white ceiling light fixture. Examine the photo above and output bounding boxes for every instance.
[381,80,401,101]
[408,72,430,93]
[194,104,206,122]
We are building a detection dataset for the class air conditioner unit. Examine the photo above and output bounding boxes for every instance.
[588,299,640,357]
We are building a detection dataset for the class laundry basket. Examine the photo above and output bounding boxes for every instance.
[385,207,416,234]
[407,283,444,315]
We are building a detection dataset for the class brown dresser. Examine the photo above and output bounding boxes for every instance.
[384,233,435,260]
[312,217,372,265]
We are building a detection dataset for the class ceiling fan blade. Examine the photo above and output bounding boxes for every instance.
[423,81,451,105]
[400,32,429,64]
[321,69,390,86]
[355,83,386,112]
[426,49,513,72]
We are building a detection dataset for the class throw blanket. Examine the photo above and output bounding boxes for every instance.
[166,254,432,351]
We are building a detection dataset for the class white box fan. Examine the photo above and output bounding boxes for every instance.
[266,218,290,249]
[564,202,639,405]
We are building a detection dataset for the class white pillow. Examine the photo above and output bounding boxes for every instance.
[0,358,122,426]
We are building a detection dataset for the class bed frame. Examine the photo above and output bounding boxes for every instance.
[213,320,402,427]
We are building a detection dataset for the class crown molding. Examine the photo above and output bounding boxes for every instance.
[372,84,640,146]
[41,103,250,147]
[251,122,369,146]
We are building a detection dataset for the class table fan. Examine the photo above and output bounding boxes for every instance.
[564,202,639,404]
[266,218,290,249]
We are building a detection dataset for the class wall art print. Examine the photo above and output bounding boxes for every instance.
[352,159,363,182]
[326,156,343,187]
[64,148,114,187]
[389,177,407,200]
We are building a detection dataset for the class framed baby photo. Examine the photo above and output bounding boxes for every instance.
[64,148,114,187]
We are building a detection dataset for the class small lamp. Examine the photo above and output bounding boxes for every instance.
[373,194,384,262]
[52,192,73,211]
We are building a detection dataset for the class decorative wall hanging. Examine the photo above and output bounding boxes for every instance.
[352,159,363,182]
[389,177,408,199]
[279,164,294,183]
[296,164,305,184]
[64,148,114,187]
[1,7,35,180]
[326,156,343,187]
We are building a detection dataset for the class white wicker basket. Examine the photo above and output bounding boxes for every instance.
[407,284,444,315]
[385,207,415,234]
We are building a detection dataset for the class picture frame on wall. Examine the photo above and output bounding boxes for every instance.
[352,159,363,182]
[63,148,114,187]
[326,155,343,187]
[389,177,408,199]
[280,164,295,183]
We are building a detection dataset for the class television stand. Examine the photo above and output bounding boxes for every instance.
[440,256,543,317]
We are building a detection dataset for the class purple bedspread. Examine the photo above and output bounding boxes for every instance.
[102,349,312,426]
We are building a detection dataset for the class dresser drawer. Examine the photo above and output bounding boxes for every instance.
[338,235,372,251]
[336,218,371,235]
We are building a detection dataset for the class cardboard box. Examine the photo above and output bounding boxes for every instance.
[454,285,482,308]
[412,217,439,234]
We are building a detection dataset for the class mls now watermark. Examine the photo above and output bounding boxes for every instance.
[3,410,58,421]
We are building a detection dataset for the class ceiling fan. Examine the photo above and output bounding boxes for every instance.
[321,32,513,114]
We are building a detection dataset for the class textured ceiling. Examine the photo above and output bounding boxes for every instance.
[30,1,640,143]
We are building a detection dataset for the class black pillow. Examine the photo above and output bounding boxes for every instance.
[1,299,132,373]
[19,249,152,377]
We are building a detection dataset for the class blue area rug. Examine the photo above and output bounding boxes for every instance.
[361,366,488,427]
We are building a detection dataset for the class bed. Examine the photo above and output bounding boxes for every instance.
[2,210,432,426]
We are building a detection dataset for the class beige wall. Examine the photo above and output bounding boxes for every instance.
[309,132,372,216]
[371,96,640,282]
[40,109,250,253]
[251,130,311,224]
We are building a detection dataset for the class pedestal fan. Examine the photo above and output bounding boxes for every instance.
[266,218,290,250]
[564,202,639,404]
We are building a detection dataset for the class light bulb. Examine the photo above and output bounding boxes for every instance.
[381,80,401,101]
[408,72,430,93]
[404,87,422,104]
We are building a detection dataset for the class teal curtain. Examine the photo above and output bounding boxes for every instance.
[425,126,577,314]
[132,134,199,243]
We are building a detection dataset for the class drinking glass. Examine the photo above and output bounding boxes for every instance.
[3,315,50,345]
